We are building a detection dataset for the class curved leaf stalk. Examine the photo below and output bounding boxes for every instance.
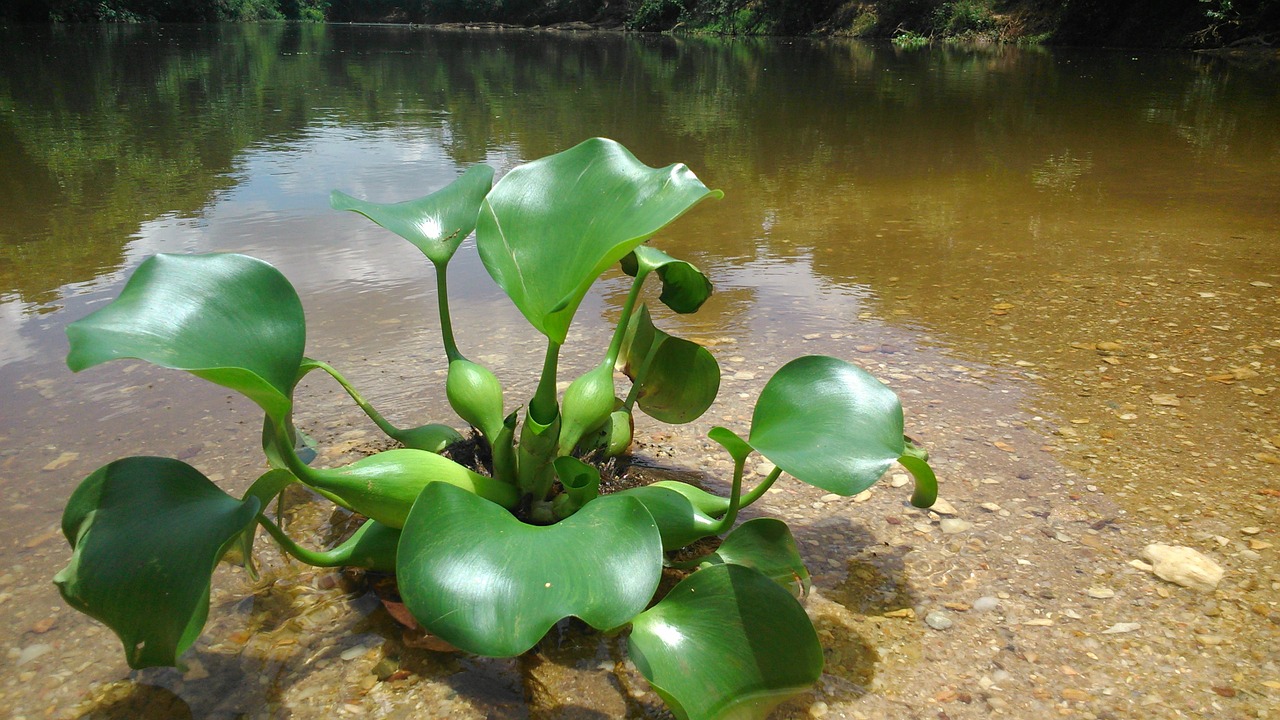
[529,338,562,426]
[300,358,399,441]
[708,449,748,536]
[897,454,939,509]
[267,418,518,527]
[605,266,651,368]
[490,410,519,483]
[737,465,783,510]
[257,515,398,572]
[434,260,462,363]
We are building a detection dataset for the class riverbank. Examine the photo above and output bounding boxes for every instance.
[3,0,1278,48]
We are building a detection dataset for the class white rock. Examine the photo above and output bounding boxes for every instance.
[1140,543,1224,592]
[972,596,1000,612]
[1101,622,1141,634]
[1086,587,1116,599]
[890,474,910,488]
[928,497,958,516]
[940,518,974,534]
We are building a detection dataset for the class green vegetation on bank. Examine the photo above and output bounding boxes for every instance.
[2,0,1277,46]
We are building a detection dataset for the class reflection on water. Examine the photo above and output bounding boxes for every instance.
[1,23,1277,718]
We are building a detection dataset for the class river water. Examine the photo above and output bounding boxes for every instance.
[1,23,1277,719]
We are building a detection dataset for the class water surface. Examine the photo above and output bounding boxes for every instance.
[1,23,1277,718]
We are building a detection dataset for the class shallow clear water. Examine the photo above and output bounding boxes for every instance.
[1,23,1277,718]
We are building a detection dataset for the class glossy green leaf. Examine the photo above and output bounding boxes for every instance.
[476,137,721,344]
[749,355,907,496]
[618,305,720,424]
[704,519,810,598]
[397,483,662,657]
[615,483,724,551]
[330,164,495,265]
[628,563,824,720]
[54,457,261,669]
[66,253,305,421]
[302,448,519,528]
[621,245,713,314]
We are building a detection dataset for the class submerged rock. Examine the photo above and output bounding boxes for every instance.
[1140,543,1224,592]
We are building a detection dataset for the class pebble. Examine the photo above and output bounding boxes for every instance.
[17,644,52,666]
[1141,543,1224,592]
[809,701,829,718]
[1086,587,1115,599]
[940,518,974,534]
[929,497,958,516]
[889,473,909,488]
[972,596,1000,612]
[1101,622,1141,634]
[925,611,954,630]
[979,502,1001,512]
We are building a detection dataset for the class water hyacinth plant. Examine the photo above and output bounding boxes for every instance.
[56,138,938,719]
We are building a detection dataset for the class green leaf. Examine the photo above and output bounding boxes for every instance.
[615,483,725,551]
[228,468,297,578]
[749,355,906,496]
[618,305,720,424]
[54,457,261,669]
[330,164,495,265]
[703,519,810,598]
[476,138,721,344]
[66,253,305,422]
[628,564,824,720]
[621,245,713,314]
[396,482,662,657]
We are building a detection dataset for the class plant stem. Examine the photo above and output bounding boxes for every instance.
[434,260,462,363]
[709,452,747,535]
[605,267,649,368]
[305,359,400,440]
[529,338,561,425]
[738,465,783,509]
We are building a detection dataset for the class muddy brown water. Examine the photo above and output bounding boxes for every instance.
[1,24,1277,719]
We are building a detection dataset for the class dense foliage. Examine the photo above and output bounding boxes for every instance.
[2,0,1277,46]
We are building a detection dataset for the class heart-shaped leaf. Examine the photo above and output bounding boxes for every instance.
[749,355,914,496]
[66,253,305,422]
[621,245,713,314]
[330,164,495,265]
[618,305,720,424]
[703,518,810,598]
[54,457,261,669]
[476,137,721,344]
[397,482,663,657]
[628,563,824,720]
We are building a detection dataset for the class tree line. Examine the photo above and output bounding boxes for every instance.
[1,0,1277,47]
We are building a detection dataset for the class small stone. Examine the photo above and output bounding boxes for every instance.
[972,596,1000,612]
[1195,634,1228,647]
[883,608,915,619]
[1241,527,1262,535]
[1101,622,1141,634]
[929,498,958,516]
[1086,587,1115,599]
[819,494,841,502]
[1250,540,1273,550]
[42,452,79,471]
[889,474,909,488]
[17,644,53,666]
[1061,689,1093,702]
[940,518,974,534]
[852,490,872,503]
[1141,543,1224,592]
[1150,394,1181,407]
[925,611,954,630]
[1096,341,1123,352]
[340,644,372,661]
[183,659,209,681]
[809,701,829,718]
[979,502,1001,512]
